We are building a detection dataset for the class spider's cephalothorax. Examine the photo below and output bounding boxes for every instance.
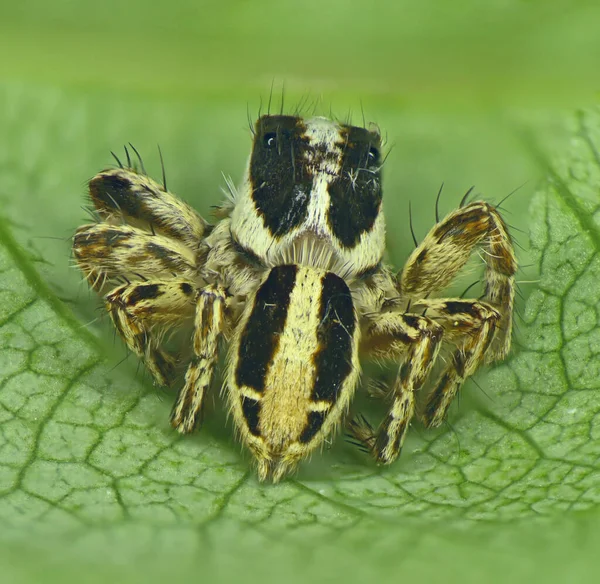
[231,115,385,275]
[73,114,517,482]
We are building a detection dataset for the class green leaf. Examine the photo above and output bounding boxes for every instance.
[1,3,600,578]
[2,82,600,582]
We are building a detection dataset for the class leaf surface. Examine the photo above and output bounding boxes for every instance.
[1,86,600,582]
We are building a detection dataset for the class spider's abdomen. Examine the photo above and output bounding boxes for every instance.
[227,264,361,481]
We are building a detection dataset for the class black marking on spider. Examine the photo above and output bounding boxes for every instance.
[355,261,382,280]
[126,283,163,305]
[327,125,382,248]
[299,410,328,443]
[235,264,297,392]
[232,235,265,268]
[179,282,194,296]
[444,300,482,317]
[250,115,311,237]
[311,272,356,404]
[89,173,141,216]
[241,396,262,436]
[73,226,132,254]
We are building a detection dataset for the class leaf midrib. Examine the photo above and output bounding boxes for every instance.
[0,214,101,349]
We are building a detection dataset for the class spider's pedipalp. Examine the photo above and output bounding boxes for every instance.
[105,279,197,385]
[171,285,227,434]
[400,201,516,361]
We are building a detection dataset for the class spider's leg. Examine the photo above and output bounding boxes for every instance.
[73,223,198,292]
[400,201,516,361]
[87,168,209,248]
[415,298,500,428]
[170,285,227,434]
[350,312,443,464]
[105,279,197,386]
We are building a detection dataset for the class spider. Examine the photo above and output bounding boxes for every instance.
[72,114,516,482]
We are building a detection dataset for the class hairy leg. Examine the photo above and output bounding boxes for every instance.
[414,298,500,428]
[170,285,227,433]
[87,167,209,248]
[400,201,516,361]
[73,223,197,292]
[350,312,443,463]
[105,279,197,385]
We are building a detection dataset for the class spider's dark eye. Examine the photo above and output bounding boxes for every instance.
[264,132,277,149]
[368,146,380,164]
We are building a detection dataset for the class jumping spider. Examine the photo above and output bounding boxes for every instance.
[73,114,516,482]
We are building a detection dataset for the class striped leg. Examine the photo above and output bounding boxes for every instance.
[170,285,227,434]
[87,168,208,248]
[400,201,516,361]
[418,299,500,428]
[105,279,197,385]
[73,223,197,293]
[350,312,443,464]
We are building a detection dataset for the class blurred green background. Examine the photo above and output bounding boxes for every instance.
[1,1,600,582]
[3,0,597,303]
[2,0,598,288]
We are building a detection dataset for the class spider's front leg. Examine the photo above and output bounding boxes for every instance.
[73,223,197,293]
[105,279,197,386]
[170,285,227,434]
[401,201,516,361]
[349,312,443,464]
[87,167,209,248]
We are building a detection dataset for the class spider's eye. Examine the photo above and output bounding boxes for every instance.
[368,146,380,165]
[264,132,277,149]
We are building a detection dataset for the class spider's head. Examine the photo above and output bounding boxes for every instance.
[230,115,386,275]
